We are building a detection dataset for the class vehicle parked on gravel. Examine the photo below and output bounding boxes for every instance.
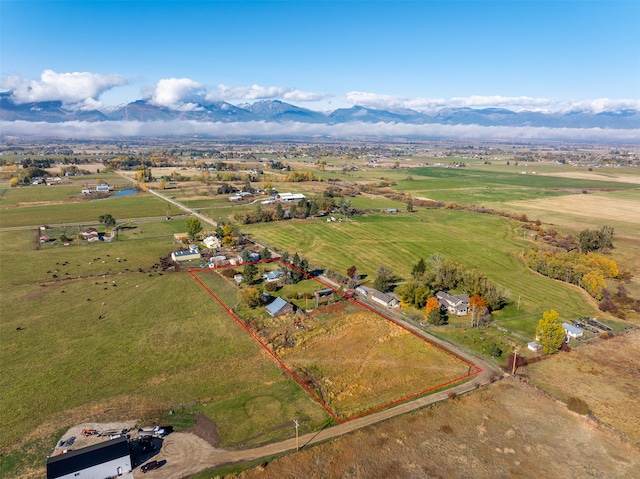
[141,460,159,473]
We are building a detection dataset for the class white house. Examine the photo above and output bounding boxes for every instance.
[203,236,221,249]
[370,290,399,308]
[562,322,584,339]
[435,291,470,316]
[263,270,284,282]
[46,437,132,479]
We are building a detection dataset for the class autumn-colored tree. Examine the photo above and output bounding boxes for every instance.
[346,265,358,281]
[425,297,440,313]
[535,310,565,355]
[581,271,606,300]
[9,177,19,188]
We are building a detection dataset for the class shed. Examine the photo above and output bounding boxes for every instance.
[46,437,132,479]
[528,341,542,353]
[171,245,201,262]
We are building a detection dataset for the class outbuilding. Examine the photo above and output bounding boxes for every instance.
[46,437,132,479]
[266,296,295,317]
[171,244,201,262]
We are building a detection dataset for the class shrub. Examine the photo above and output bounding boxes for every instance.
[264,281,277,292]
[567,396,591,415]
[447,391,457,401]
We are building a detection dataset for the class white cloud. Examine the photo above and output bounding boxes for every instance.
[2,119,638,142]
[346,92,640,114]
[1,70,126,106]
[211,84,329,102]
[147,78,205,111]
[563,98,640,114]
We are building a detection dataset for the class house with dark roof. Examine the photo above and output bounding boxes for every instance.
[436,291,470,316]
[46,437,132,479]
[265,296,295,317]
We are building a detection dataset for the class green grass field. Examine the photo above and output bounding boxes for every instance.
[0,193,181,228]
[0,228,330,455]
[1,158,638,475]
[244,209,607,338]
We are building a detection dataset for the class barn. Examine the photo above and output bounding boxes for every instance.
[46,437,132,479]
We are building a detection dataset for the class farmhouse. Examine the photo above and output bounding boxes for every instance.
[370,290,400,308]
[95,183,110,193]
[436,291,470,316]
[266,296,295,317]
[563,322,584,339]
[171,244,201,262]
[203,236,221,249]
[263,270,284,282]
[81,228,100,242]
[46,437,132,479]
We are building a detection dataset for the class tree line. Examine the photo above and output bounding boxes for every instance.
[396,256,510,311]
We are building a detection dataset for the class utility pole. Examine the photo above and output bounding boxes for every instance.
[294,419,299,451]
[511,350,518,376]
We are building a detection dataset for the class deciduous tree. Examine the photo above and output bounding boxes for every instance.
[185,218,203,240]
[98,214,116,229]
[373,264,393,292]
[238,287,261,308]
[469,296,490,327]
[535,310,565,355]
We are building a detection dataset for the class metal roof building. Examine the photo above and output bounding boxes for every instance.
[46,437,132,479]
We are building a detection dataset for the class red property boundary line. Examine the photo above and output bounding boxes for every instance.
[189,258,482,424]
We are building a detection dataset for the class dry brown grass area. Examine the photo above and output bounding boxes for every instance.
[257,304,469,420]
[509,193,640,225]
[538,171,640,184]
[527,329,640,443]
[229,379,640,479]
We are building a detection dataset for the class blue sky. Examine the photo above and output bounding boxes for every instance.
[1,0,639,113]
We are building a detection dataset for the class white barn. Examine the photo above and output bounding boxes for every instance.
[46,437,132,479]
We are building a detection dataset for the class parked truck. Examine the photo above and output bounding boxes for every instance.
[137,425,166,438]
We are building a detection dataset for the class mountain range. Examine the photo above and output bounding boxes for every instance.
[1,92,639,130]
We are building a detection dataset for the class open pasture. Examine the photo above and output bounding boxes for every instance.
[0,228,330,454]
[0,192,181,228]
[191,267,477,421]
